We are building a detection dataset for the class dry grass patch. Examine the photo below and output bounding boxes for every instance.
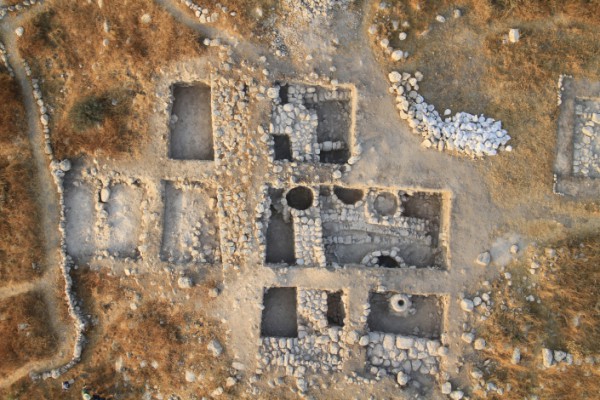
[0,291,58,377]
[368,0,600,210]
[0,72,43,284]
[19,0,206,159]
[476,235,600,399]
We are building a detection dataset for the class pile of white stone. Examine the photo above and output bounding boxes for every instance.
[573,100,600,178]
[541,348,574,369]
[177,0,234,24]
[0,41,14,77]
[0,0,41,20]
[282,0,352,21]
[388,71,511,157]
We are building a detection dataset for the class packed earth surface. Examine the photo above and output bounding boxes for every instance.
[0,1,599,400]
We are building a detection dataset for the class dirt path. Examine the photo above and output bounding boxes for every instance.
[0,8,75,389]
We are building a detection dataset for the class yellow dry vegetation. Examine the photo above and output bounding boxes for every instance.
[19,0,206,159]
[0,71,42,284]
[477,236,600,399]
[0,291,57,377]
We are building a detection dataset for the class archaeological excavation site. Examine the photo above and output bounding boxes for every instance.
[0,0,599,399]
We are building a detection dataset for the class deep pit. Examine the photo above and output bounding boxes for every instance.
[261,287,298,338]
[169,83,214,161]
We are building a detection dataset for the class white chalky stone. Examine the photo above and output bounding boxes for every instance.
[542,348,553,368]
[474,338,486,350]
[15,27,24,37]
[476,251,491,266]
[391,50,404,61]
[388,71,402,83]
[185,370,196,382]
[460,299,474,312]
[509,28,520,43]
[396,371,409,386]
[177,276,193,289]
[511,347,521,365]
[441,382,452,394]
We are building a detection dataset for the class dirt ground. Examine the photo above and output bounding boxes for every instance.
[0,0,599,399]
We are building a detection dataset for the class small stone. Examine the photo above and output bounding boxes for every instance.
[185,370,196,383]
[436,15,446,23]
[542,348,554,368]
[554,350,567,363]
[460,299,474,312]
[100,187,111,202]
[509,28,520,43]
[475,251,491,266]
[177,276,193,289]
[450,391,464,400]
[388,71,402,83]
[391,50,404,61]
[396,371,409,386]
[511,347,521,365]
[510,244,519,254]
[226,377,237,387]
[140,13,152,24]
[474,338,486,350]
[453,9,462,18]
[15,27,24,37]
[208,339,223,357]
[441,382,452,394]
[399,32,407,40]
[59,159,71,172]
[211,387,224,397]
[461,332,474,344]
[208,287,220,298]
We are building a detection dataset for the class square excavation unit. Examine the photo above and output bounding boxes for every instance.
[160,181,220,265]
[270,83,355,164]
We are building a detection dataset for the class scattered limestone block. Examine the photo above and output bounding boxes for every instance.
[441,382,452,394]
[474,338,486,350]
[177,276,193,289]
[475,251,491,266]
[396,371,409,386]
[542,348,554,368]
[509,28,520,43]
[208,339,223,357]
[511,347,521,364]
[460,299,474,312]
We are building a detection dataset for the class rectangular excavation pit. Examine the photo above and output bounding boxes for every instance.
[104,183,143,259]
[327,291,346,327]
[319,186,447,269]
[311,99,352,164]
[261,287,298,338]
[64,172,96,263]
[272,134,292,161]
[265,188,295,265]
[168,83,214,161]
[367,293,442,339]
[160,181,220,264]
